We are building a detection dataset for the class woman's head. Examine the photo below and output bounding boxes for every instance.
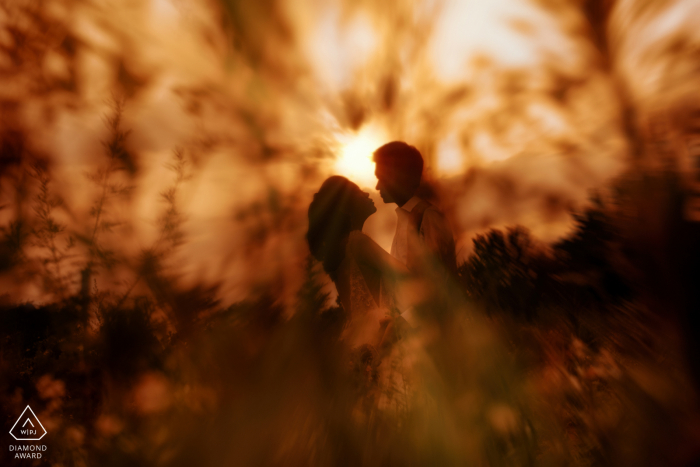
[307,176,376,275]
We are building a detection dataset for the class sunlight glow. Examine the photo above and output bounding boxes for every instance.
[306,7,377,91]
[334,125,387,188]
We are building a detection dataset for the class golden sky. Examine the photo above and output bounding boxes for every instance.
[1,0,698,305]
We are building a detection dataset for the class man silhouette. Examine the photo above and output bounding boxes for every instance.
[373,141,456,276]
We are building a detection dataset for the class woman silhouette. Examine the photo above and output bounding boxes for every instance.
[307,176,408,349]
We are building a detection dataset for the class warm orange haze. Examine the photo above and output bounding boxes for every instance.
[1,0,700,465]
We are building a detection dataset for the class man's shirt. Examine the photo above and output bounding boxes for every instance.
[390,196,456,273]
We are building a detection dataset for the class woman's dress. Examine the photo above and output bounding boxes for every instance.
[333,231,413,416]
[334,231,391,350]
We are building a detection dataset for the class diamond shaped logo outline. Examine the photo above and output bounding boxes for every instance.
[9,405,47,441]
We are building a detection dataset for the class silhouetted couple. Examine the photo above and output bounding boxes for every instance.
[306,141,456,352]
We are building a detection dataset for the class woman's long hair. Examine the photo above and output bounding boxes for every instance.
[307,176,358,277]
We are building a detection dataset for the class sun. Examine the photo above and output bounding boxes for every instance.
[334,125,386,188]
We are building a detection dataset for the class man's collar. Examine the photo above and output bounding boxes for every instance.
[397,196,422,213]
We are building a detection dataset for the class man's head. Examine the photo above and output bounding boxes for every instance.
[373,141,424,206]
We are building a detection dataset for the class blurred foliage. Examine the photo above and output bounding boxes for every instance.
[1,0,700,466]
[459,201,632,322]
[2,160,700,466]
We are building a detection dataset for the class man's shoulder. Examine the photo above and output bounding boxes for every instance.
[409,199,450,233]
[423,203,442,214]
[411,198,445,215]
[421,203,447,221]
[419,204,452,236]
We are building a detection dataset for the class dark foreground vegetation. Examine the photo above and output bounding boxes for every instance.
[2,153,700,466]
[2,0,700,465]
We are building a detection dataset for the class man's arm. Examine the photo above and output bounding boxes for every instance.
[420,208,457,273]
[353,232,410,279]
